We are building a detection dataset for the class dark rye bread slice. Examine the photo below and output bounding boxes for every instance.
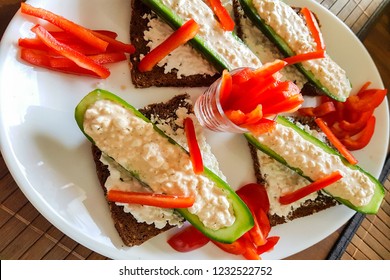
[247,117,338,227]
[91,94,194,247]
[129,0,220,88]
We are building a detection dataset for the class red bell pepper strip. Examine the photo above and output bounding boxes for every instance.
[298,101,336,117]
[49,52,126,68]
[107,190,195,208]
[21,3,109,52]
[338,109,374,134]
[242,238,261,260]
[300,7,325,51]
[340,116,376,151]
[256,236,280,255]
[31,25,110,78]
[208,0,235,31]
[184,117,204,174]
[20,48,100,77]
[212,237,247,255]
[167,225,210,252]
[50,29,118,41]
[219,69,233,108]
[242,118,276,136]
[91,30,135,54]
[283,50,325,65]
[315,118,359,165]
[236,183,270,213]
[138,19,199,72]
[346,88,387,113]
[279,171,343,205]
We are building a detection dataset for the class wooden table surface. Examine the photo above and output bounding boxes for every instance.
[0,0,389,260]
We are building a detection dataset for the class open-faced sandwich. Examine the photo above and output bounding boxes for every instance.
[72,0,386,259]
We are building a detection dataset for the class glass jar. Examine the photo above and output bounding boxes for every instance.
[194,68,249,133]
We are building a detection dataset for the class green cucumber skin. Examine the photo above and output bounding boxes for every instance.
[238,0,347,102]
[140,0,244,72]
[75,89,254,243]
[244,116,385,214]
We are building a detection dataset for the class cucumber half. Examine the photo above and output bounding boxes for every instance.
[75,89,254,243]
[244,116,385,214]
[239,0,351,101]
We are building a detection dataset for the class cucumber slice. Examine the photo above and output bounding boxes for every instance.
[239,0,351,101]
[245,116,385,214]
[75,89,254,243]
[140,0,262,71]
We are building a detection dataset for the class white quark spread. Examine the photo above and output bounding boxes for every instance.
[159,0,262,69]
[252,0,352,100]
[257,123,327,217]
[237,6,307,88]
[143,14,216,77]
[102,155,184,229]
[254,123,376,207]
[256,151,317,217]
[83,100,235,230]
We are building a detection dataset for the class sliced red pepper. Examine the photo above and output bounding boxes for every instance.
[21,3,108,52]
[219,69,232,108]
[256,236,280,255]
[243,105,263,125]
[107,190,195,208]
[184,117,204,174]
[91,30,135,54]
[167,225,210,252]
[300,7,325,51]
[138,19,199,72]
[31,25,110,78]
[208,0,235,31]
[315,118,359,165]
[50,29,118,41]
[283,50,325,65]
[340,116,376,151]
[298,101,336,117]
[236,183,270,213]
[346,88,387,113]
[338,109,374,134]
[242,238,261,260]
[279,171,343,205]
[225,109,247,126]
[212,237,247,255]
[20,48,99,77]
[242,117,276,136]
[231,67,254,84]
[49,52,126,68]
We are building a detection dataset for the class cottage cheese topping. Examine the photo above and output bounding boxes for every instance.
[252,0,352,100]
[238,8,307,88]
[143,15,216,77]
[83,100,235,230]
[257,151,316,217]
[255,123,375,207]
[102,155,184,229]
[160,0,262,69]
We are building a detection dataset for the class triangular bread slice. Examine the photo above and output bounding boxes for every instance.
[92,94,226,246]
[129,0,219,88]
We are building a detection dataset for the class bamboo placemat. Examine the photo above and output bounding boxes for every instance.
[315,0,390,38]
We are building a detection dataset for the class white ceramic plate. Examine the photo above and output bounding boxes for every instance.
[0,0,388,260]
